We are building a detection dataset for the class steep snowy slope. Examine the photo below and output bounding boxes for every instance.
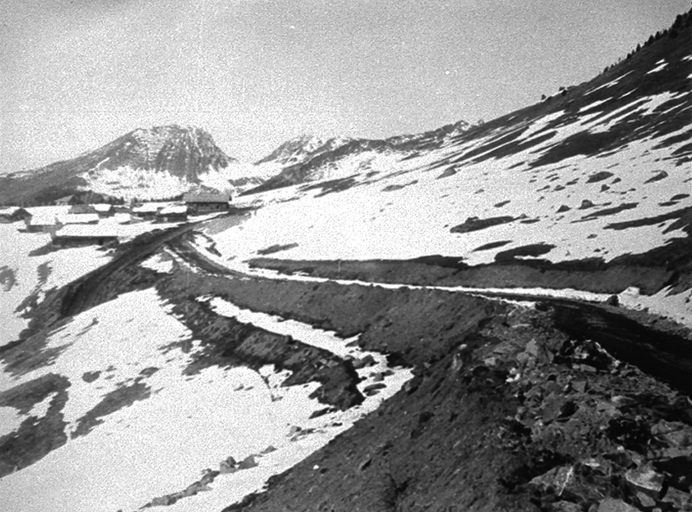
[208,24,691,326]
[0,126,238,204]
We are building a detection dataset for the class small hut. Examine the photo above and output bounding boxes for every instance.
[0,207,31,224]
[51,225,118,248]
[93,204,114,218]
[24,213,60,234]
[157,204,188,223]
[132,203,161,220]
[58,213,100,225]
[183,192,231,214]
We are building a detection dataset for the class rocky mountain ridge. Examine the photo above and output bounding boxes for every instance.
[0,125,236,205]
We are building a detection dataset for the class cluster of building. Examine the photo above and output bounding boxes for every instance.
[0,192,231,248]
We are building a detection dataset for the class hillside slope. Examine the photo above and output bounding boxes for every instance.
[211,16,691,324]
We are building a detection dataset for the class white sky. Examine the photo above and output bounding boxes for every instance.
[0,0,688,171]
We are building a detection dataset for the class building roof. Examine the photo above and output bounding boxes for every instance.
[26,213,59,226]
[53,225,118,239]
[0,207,20,216]
[68,204,97,214]
[93,204,114,213]
[132,204,161,213]
[183,192,230,203]
[158,204,188,215]
[58,213,100,224]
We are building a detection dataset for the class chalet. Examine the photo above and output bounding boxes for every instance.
[0,207,31,224]
[93,204,114,217]
[68,204,97,215]
[58,213,100,225]
[132,203,161,220]
[23,213,60,234]
[51,225,119,248]
[183,192,230,214]
[157,204,188,223]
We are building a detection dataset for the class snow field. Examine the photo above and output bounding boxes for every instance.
[0,287,412,512]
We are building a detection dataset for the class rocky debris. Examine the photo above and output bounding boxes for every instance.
[144,469,218,508]
[157,277,364,411]
[219,456,238,474]
[363,383,387,396]
[81,371,100,382]
[351,354,376,369]
[288,425,317,442]
[451,215,517,234]
[498,325,692,512]
[238,455,259,470]
[596,498,639,512]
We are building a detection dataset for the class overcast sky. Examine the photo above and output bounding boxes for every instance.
[1,0,688,171]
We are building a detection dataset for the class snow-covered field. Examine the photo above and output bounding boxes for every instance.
[0,206,191,347]
[0,287,410,512]
[206,90,691,268]
[0,222,110,346]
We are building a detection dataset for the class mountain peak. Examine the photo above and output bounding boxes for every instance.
[0,124,238,205]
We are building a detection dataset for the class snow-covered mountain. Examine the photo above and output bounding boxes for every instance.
[251,120,473,193]
[255,135,354,167]
[0,125,239,204]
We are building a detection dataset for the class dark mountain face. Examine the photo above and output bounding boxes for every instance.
[251,120,474,193]
[0,125,235,205]
[254,135,354,166]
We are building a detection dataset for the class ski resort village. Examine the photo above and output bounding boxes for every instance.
[1,4,692,512]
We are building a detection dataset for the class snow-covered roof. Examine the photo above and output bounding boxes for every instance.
[112,213,132,224]
[132,204,161,213]
[0,207,20,216]
[158,205,188,215]
[58,213,100,224]
[184,192,230,203]
[53,225,118,239]
[93,204,114,212]
[26,213,59,226]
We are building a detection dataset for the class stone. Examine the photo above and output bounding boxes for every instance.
[219,456,237,474]
[352,355,376,369]
[597,498,639,512]
[238,455,258,470]
[661,487,692,509]
[605,295,619,306]
[529,465,575,496]
[553,501,582,512]
[363,382,386,396]
[625,464,664,493]
[634,490,656,508]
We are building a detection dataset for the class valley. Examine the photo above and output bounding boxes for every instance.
[1,8,691,512]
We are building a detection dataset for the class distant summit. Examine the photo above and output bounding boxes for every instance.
[250,119,473,193]
[255,135,354,167]
[0,125,238,204]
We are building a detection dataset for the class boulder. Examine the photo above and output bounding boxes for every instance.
[219,456,237,474]
[597,498,638,512]
[624,464,664,494]
[352,355,376,369]
[238,455,258,470]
